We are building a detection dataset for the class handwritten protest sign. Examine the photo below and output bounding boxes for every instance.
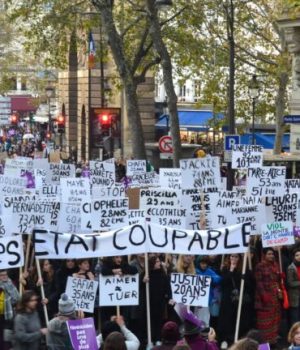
[126,160,146,176]
[285,179,300,194]
[33,222,251,259]
[92,185,125,199]
[0,175,27,196]
[128,209,145,225]
[231,144,263,169]
[129,171,159,188]
[89,160,115,187]
[99,274,139,306]
[60,178,90,203]
[207,191,265,234]
[266,194,299,224]
[171,273,211,307]
[46,163,75,184]
[247,167,286,197]
[58,203,86,233]
[159,168,181,189]
[0,235,24,269]
[67,318,98,350]
[91,197,129,231]
[5,158,33,175]
[182,189,211,230]
[261,221,294,248]
[66,277,98,313]
[180,157,221,189]
[140,189,185,228]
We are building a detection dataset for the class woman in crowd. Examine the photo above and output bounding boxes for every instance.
[152,321,181,350]
[54,259,77,297]
[254,248,282,347]
[287,247,300,327]
[287,321,300,349]
[175,255,195,274]
[13,290,47,350]
[103,331,127,350]
[38,259,57,319]
[228,338,258,350]
[73,259,95,280]
[195,255,222,326]
[218,253,254,347]
[142,255,173,345]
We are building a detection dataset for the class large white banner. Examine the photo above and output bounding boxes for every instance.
[0,235,24,269]
[33,222,251,259]
[171,273,211,307]
[99,274,139,306]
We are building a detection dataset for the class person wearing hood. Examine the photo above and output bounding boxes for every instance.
[287,248,300,327]
[194,256,222,326]
[46,293,82,349]
[179,305,218,350]
[152,321,181,350]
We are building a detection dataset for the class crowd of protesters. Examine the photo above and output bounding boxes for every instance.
[2,243,300,349]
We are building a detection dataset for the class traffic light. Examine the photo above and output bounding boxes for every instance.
[10,114,18,125]
[98,113,112,137]
[56,115,65,133]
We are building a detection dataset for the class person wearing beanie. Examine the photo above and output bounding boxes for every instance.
[152,321,181,350]
[96,315,140,350]
[46,293,79,350]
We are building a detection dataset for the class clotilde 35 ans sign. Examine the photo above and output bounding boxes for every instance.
[33,222,251,259]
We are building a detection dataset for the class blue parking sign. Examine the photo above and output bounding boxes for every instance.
[224,135,240,150]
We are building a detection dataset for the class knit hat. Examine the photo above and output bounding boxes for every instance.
[58,293,75,316]
[161,321,180,342]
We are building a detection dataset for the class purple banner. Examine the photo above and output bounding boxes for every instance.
[66,317,98,350]
[258,344,270,350]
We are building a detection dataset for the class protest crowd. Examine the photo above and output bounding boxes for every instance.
[1,146,300,350]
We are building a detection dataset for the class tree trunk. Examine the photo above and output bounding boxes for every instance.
[91,0,147,160]
[146,0,182,167]
[274,72,288,155]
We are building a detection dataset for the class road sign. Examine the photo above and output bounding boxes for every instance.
[224,135,240,151]
[158,135,173,153]
[284,115,300,124]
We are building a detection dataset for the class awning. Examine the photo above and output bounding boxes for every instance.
[155,110,224,132]
[240,133,290,149]
[10,95,38,113]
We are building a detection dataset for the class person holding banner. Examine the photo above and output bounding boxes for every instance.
[218,254,254,347]
[13,290,47,350]
[254,248,282,347]
[54,259,77,299]
[141,256,173,345]
[73,259,95,280]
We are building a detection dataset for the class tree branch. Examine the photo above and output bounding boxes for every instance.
[160,6,188,27]
[121,14,144,39]
[134,57,161,85]
[131,27,152,75]
[235,43,278,66]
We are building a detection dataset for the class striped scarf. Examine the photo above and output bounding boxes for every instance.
[0,279,19,320]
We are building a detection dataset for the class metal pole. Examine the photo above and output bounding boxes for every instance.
[226,0,235,190]
[48,98,51,136]
[252,98,255,145]
[100,25,105,108]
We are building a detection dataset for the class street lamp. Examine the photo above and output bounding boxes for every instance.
[249,75,260,145]
[45,85,54,138]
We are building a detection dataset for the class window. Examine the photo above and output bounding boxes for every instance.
[178,84,186,101]
[194,80,201,101]
[21,78,27,91]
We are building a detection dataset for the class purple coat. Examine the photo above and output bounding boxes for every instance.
[185,335,219,350]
